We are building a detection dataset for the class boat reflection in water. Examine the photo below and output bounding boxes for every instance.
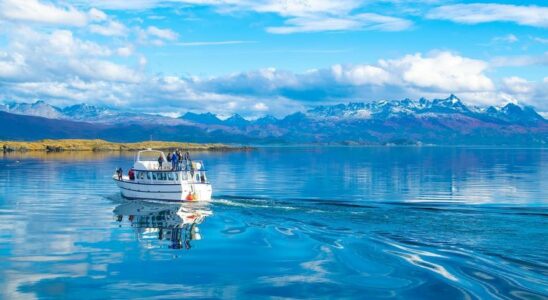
[113,200,212,250]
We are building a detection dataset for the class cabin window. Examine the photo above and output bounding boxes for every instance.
[174,173,179,181]
[167,172,174,181]
[195,173,200,182]
[152,173,157,180]
[146,172,151,180]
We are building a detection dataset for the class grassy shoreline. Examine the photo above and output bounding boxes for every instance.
[2,139,252,152]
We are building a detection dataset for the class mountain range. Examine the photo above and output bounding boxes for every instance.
[1,95,546,145]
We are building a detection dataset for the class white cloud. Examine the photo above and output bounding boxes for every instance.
[67,59,141,82]
[498,76,548,109]
[139,51,500,109]
[116,46,134,57]
[427,4,548,28]
[254,0,361,17]
[253,102,268,111]
[491,52,548,67]
[89,20,128,36]
[501,77,533,94]
[379,52,494,92]
[81,0,160,10]
[267,13,412,34]
[491,34,518,44]
[139,55,147,67]
[0,0,130,41]
[0,27,140,85]
[136,26,179,46]
[146,26,178,40]
[9,79,134,106]
[0,17,546,115]
[75,0,413,34]
[44,29,112,57]
[531,36,548,44]
[88,7,107,21]
[176,40,255,46]
[0,0,92,26]
[331,64,391,85]
[0,51,27,79]
[256,0,412,34]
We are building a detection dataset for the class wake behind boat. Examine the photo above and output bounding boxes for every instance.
[113,149,212,201]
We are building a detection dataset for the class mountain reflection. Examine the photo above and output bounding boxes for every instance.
[113,200,212,250]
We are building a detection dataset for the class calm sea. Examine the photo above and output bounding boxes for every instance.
[0,147,547,299]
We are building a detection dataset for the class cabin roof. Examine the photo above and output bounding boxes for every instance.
[136,149,166,162]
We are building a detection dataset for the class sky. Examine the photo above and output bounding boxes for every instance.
[0,0,546,117]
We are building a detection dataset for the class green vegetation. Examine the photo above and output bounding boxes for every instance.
[2,139,250,152]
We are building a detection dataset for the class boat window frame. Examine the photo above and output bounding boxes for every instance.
[129,170,186,183]
[200,172,206,183]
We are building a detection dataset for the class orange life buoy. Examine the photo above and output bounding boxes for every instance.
[186,192,194,201]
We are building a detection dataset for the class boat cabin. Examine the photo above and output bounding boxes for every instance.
[130,149,208,184]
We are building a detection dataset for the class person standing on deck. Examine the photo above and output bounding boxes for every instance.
[158,155,164,169]
[116,168,123,180]
[177,150,183,170]
[171,152,178,170]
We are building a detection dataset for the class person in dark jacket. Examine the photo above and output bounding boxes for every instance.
[158,155,164,169]
[174,150,179,169]
[171,152,178,170]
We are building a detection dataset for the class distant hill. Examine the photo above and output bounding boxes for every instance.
[0,111,265,143]
[1,95,546,145]
[1,139,244,152]
[0,111,104,140]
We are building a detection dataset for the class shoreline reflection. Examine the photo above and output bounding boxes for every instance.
[113,200,212,250]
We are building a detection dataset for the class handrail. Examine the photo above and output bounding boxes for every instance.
[132,169,208,172]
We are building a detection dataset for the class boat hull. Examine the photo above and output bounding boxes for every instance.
[114,178,212,201]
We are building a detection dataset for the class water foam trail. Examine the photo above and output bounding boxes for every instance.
[208,195,548,298]
[371,234,548,299]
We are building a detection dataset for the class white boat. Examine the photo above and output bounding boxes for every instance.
[113,149,212,201]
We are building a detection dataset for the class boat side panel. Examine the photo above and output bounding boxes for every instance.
[114,179,212,201]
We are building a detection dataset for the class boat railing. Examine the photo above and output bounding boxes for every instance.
[135,160,207,172]
[174,160,206,172]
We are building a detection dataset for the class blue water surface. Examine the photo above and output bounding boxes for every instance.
[0,147,547,299]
